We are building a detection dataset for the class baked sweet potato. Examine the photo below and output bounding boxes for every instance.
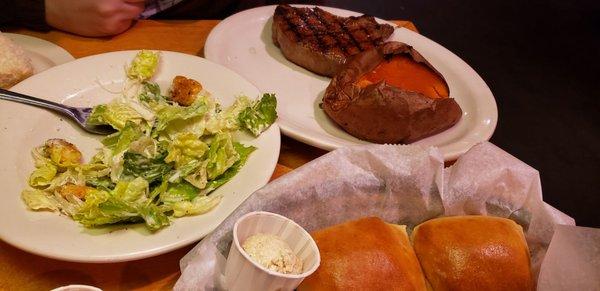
[322,41,462,143]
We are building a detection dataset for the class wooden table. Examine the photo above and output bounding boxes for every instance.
[1,19,417,290]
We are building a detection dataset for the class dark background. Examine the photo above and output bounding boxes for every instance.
[158,0,600,227]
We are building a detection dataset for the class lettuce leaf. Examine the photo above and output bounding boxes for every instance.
[74,189,142,227]
[127,50,159,81]
[238,93,277,136]
[128,136,159,158]
[177,134,240,190]
[138,81,166,104]
[101,121,143,154]
[87,101,143,130]
[86,176,115,192]
[148,180,168,202]
[153,98,209,136]
[160,181,199,204]
[205,133,240,180]
[22,188,82,216]
[99,122,145,182]
[169,194,222,217]
[80,158,111,181]
[112,177,149,203]
[22,189,59,211]
[122,150,173,184]
[74,181,170,231]
[201,142,255,195]
[28,163,58,188]
[205,96,251,134]
[138,203,170,230]
[165,133,208,168]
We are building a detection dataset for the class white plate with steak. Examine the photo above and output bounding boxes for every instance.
[205,5,497,161]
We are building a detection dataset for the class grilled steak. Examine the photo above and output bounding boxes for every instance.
[272,4,394,77]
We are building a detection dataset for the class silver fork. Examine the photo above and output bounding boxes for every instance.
[0,88,115,135]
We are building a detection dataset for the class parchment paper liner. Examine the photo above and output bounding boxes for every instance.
[174,142,576,290]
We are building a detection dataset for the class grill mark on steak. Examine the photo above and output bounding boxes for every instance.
[280,5,393,57]
[294,7,329,52]
[281,15,301,42]
[347,17,381,51]
[272,4,394,77]
[312,8,355,55]
[281,12,303,42]
[326,12,364,54]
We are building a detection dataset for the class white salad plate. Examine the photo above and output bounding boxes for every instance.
[4,33,74,73]
[205,5,497,160]
[0,51,280,262]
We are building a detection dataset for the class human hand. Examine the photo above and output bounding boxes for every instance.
[45,0,145,37]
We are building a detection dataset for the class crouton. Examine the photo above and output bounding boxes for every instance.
[58,183,92,199]
[44,139,82,167]
[170,75,202,106]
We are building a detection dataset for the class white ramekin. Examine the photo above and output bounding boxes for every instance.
[224,211,320,291]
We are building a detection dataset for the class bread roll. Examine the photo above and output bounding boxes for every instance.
[412,216,534,291]
[0,32,33,89]
[298,217,427,291]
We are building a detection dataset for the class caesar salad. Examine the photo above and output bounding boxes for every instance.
[21,50,277,231]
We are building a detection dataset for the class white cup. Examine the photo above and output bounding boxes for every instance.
[224,211,320,291]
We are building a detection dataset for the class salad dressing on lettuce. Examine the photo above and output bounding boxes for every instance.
[20,51,278,231]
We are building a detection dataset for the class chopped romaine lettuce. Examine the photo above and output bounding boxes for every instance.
[128,136,159,158]
[112,177,149,203]
[182,160,207,189]
[81,159,111,180]
[160,181,199,204]
[87,101,143,130]
[138,203,170,230]
[101,121,143,154]
[22,189,59,211]
[86,176,115,192]
[165,133,208,168]
[127,50,159,81]
[238,93,277,136]
[205,96,251,134]
[138,81,165,103]
[99,121,145,182]
[28,163,58,187]
[201,142,255,195]
[122,151,173,184]
[22,188,82,216]
[169,194,222,217]
[205,133,240,180]
[74,185,169,231]
[153,98,209,135]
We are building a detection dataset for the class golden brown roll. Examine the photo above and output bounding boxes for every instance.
[412,216,534,291]
[298,217,428,291]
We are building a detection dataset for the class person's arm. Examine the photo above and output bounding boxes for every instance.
[0,0,144,37]
[45,0,146,36]
[0,0,51,31]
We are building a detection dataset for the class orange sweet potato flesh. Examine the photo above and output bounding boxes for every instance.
[322,41,462,144]
[357,55,449,99]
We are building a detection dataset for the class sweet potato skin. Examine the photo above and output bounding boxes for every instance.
[323,42,462,143]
